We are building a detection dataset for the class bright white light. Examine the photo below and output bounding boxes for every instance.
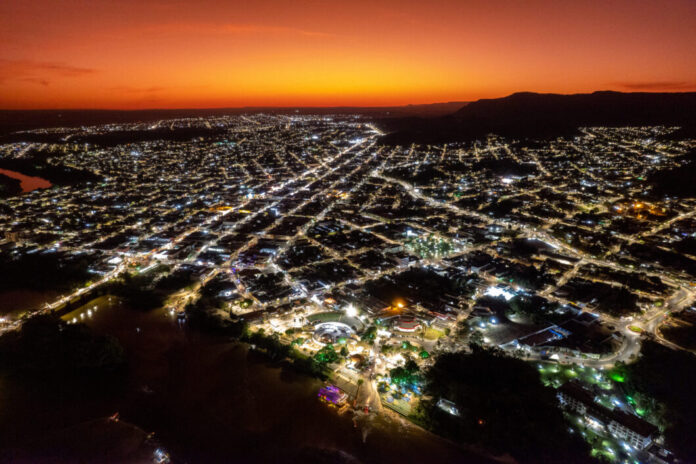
[345,304,357,318]
[485,286,515,301]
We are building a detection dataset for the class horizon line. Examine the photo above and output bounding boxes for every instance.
[2,89,696,112]
[0,101,470,112]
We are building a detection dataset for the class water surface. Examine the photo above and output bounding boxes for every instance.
[0,168,51,192]
[0,298,493,463]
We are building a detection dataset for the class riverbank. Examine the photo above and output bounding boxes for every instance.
[0,298,496,464]
[4,416,161,463]
[0,168,51,193]
[0,173,22,197]
[0,289,59,319]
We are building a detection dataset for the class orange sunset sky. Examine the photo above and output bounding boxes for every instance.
[1,0,695,109]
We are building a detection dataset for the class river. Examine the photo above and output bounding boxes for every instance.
[0,297,494,463]
[0,289,59,319]
[0,168,51,193]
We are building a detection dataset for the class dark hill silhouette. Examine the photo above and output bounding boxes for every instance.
[379,91,696,145]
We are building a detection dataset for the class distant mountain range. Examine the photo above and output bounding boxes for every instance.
[378,91,696,145]
[3,92,695,145]
[0,102,466,137]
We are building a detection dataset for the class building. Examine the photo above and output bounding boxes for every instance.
[318,385,347,405]
[608,409,658,450]
[393,316,422,333]
[557,381,658,450]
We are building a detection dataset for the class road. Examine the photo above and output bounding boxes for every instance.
[1,123,382,335]
[379,171,696,365]
[519,288,696,368]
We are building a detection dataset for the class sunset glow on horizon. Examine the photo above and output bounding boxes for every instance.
[1,0,695,109]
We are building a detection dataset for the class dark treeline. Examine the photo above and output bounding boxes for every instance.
[619,341,696,459]
[105,267,195,311]
[648,149,696,199]
[0,251,93,293]
[0,173,22,197]
[68,127,228,147]
[0,314,125,373]
[0,156,100,185]
[418,347,592,463]
[184,295,329,380]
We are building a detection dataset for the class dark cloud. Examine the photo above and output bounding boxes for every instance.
[145,22,334,38]
[0,59,96,84]
[19,76,50,86]
[108,86,166,93]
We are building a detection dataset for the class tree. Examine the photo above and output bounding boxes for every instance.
[509,295,563,324]
[404,359,419,373]
[469,330,483,347]
[186,299,248,337]
[624,341,696,458]
[361,325,377,342]
[401,340,418,352]
[314,344,338,364]
[389,367,413,386]
[0,314,125,373]
[291,356,327,380]
[108,273,165,311]
[421,347,591,464]
[389,358,421,389]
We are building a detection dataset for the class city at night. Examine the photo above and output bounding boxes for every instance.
[1,1,695,463]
